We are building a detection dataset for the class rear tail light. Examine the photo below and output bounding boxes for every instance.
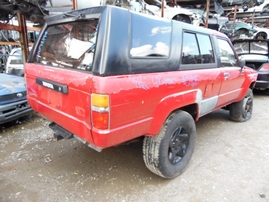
[91,93,109,130]
[259,63,269,71]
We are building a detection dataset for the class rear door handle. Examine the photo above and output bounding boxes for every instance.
[224,72,229,78]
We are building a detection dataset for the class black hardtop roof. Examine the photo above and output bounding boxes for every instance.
[43,5,226,39]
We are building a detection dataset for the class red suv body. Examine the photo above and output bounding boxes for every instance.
[25,5,257,178]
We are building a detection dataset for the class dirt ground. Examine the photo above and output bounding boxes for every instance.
[1,90,269,202]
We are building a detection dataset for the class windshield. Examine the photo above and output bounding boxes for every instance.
[234,41,268,55]
[35,20,98,71]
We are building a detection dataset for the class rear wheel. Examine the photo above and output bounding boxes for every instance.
[229,89,253,122]
[143,110,196,179]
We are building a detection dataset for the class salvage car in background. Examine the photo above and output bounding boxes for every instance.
[220,21,257,39]
[0,73,32,124]
[220,0,265,11]
[135,0,196,24]
[0,45,10,73]
[253,27,269,39]
[220,21,258,39]
[189,8,228,30]
[5,47,31,76]
[233,39,269,90]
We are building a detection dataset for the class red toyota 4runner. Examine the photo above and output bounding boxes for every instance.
[25,6,258,178]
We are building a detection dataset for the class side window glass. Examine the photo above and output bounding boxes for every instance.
[130,14,171,57]
[197,34,215,64]
[182,33,200,64]
[217,39,238,67]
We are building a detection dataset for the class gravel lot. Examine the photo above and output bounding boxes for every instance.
[1,90,269,202]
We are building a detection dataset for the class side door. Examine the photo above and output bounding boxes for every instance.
[216,38,246,106]
[180,31,222,117]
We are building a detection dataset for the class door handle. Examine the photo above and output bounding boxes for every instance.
[224,72,229,78]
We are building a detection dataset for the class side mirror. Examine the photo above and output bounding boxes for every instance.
[239,58,246,68]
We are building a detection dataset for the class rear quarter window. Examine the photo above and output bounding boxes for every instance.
[130,14,171,58]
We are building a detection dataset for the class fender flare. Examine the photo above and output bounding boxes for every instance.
[148,89,202,135]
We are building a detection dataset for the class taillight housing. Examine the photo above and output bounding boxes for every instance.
[259,63,269,71]
[91,93,110,130]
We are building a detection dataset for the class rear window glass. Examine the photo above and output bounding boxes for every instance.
[35,20,98,71]
[234,41,268,55]
[130,14,171,57]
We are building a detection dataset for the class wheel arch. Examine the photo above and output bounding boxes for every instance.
[249,81,256,90]
[148,91,200,135]
[254,31,268,39]
[236,28,249,33]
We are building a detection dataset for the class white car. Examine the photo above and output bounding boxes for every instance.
[128,0,196,25]
[253,27,269,39]
[237,0,269,13]
[5,47,31,76]
[146,3,195,24]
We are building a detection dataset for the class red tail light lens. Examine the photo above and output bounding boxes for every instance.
[92,111,109,129]
[91,93,109,130]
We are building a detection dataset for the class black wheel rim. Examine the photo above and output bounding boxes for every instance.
[168,126,190,164]
[242,94,252,118]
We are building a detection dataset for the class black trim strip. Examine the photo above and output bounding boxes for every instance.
[36,78,68,94]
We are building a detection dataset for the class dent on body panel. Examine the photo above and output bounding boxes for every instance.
[75,106,86,117]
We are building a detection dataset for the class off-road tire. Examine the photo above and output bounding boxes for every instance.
[229,89,253,122]
[143,110,196,179]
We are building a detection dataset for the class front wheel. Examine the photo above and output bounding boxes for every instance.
[143,110,196,179]
[229,89,253,122]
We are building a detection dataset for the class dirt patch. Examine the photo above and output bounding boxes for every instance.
[1,92,269,202]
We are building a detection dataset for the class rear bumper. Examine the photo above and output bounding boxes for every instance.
[255,72,269,89]
[0,99,32,124]
[255,81,269,89]
[28,96,151,150]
